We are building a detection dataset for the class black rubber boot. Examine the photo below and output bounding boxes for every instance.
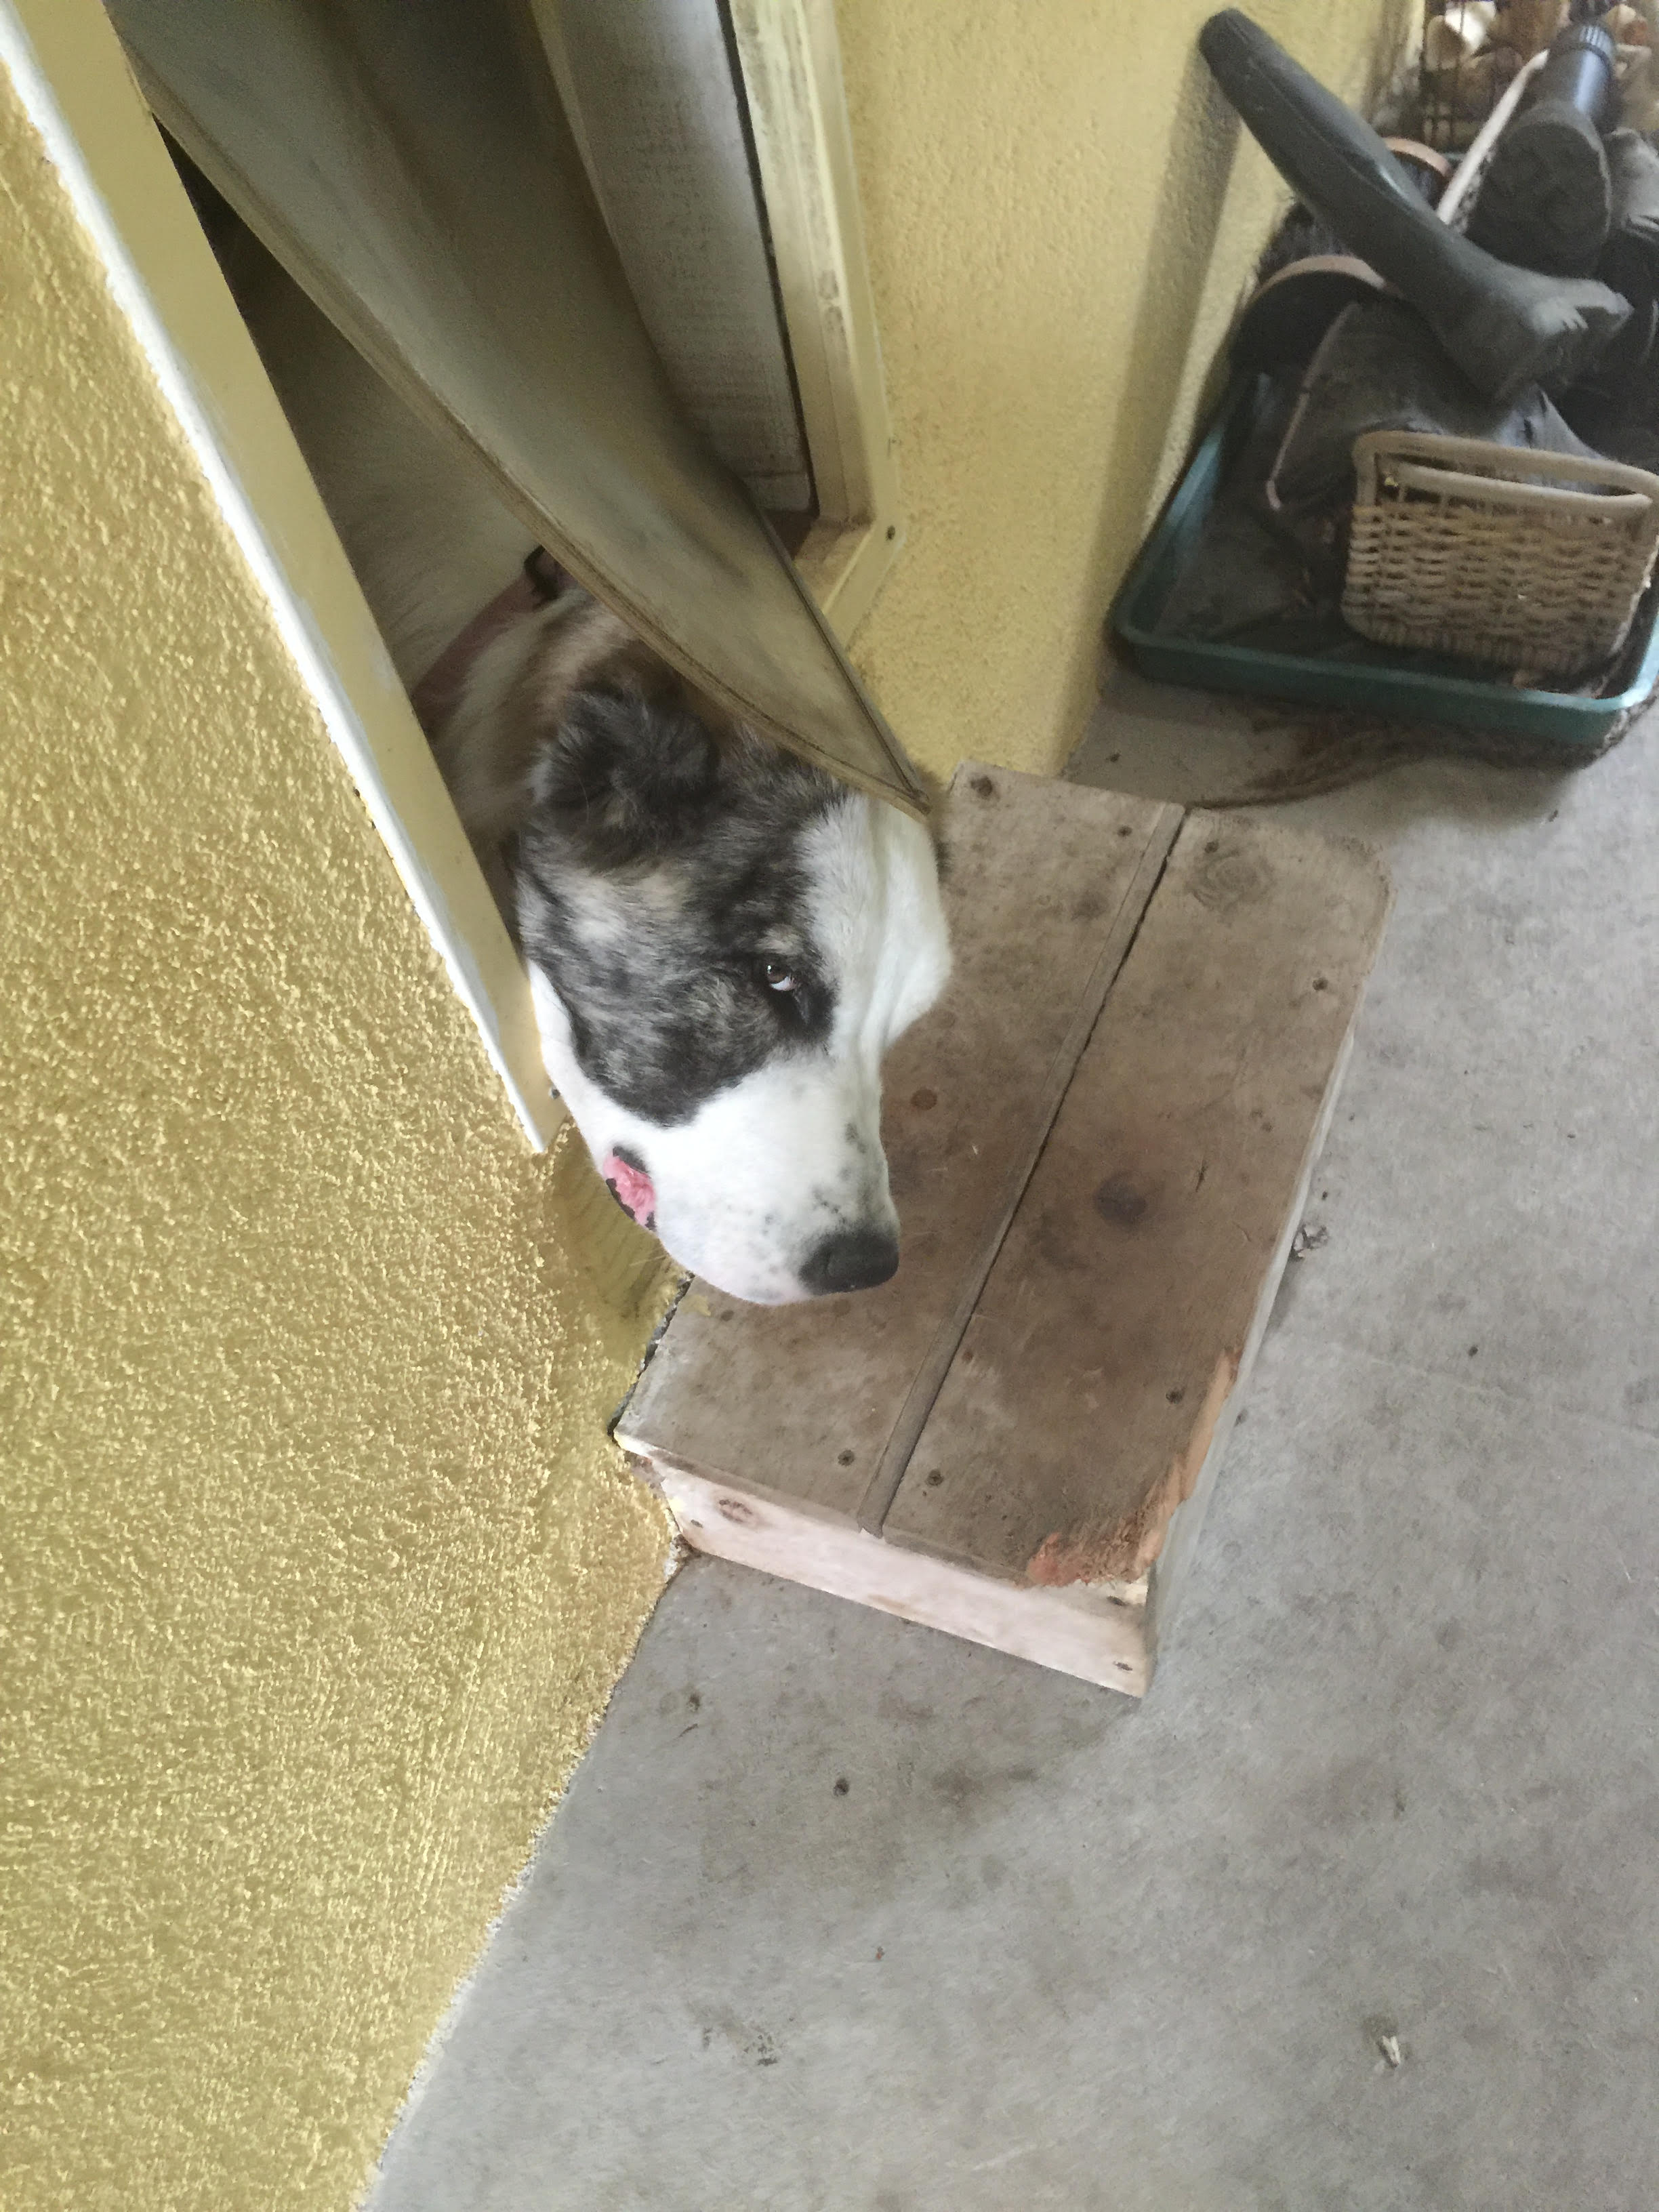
[1197,9,1628,404]
[1467,100,1614,277]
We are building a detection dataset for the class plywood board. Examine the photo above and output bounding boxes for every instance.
[621,781,1389,1695]
[884,813,1391,1590]
[618,766,1181,1521]
[652,1458,1152,1694]
[1141,1025,1355,1659]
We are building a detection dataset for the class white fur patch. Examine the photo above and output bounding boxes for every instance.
[533,792,949,1303]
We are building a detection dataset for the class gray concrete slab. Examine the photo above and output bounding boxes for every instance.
[367,694,1659,2212]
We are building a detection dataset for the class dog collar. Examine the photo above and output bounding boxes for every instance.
[408,548,568,741]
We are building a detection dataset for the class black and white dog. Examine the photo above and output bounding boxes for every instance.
[235,246,951,1304]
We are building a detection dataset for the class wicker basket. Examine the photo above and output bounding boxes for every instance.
[1343,432,1659,676]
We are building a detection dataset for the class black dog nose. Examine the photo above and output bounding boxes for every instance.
[801,1226,900,1296]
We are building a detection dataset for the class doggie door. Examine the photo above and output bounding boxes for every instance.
[106,0,925,817]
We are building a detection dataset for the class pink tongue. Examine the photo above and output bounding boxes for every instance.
[601,1151,657,1231]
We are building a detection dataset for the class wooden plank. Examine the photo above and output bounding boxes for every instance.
[1143,1025,1356,1662]
[726,0,897,531]
[726,0,907,638]
[882,813,1391,1597]
[642,1454,1153,1694]
[617,766,1182,1521]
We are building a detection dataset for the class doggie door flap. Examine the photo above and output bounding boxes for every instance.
[107,0,926,817]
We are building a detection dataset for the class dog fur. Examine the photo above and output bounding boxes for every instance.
[227,228,950,1303]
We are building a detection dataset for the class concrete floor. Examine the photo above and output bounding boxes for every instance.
[367,685,1659,2211]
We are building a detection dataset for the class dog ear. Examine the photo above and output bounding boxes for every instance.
[532,684,722,867]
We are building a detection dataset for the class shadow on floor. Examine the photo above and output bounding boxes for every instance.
[1069,659,1635,823]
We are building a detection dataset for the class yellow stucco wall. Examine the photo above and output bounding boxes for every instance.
[0,57,674,2212]
[840,0,1412,782]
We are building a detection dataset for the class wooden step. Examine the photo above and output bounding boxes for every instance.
[617,762,1391,1695]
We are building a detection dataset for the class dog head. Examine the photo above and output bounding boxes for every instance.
[459,600,951,1303]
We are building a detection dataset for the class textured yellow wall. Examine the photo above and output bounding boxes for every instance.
[840,0,1412,782]
[0,60,673,2212]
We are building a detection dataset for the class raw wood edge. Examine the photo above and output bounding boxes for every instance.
[1027,1345,1242,1589]
[632,1455,1153,1696]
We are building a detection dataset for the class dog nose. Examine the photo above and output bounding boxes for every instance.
[801,1225,901,1296]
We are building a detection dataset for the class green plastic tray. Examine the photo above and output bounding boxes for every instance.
[1111,373,1659,751]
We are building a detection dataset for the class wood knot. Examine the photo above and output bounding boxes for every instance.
[1190,842,1272,911]
[1094,1172,1150,1227]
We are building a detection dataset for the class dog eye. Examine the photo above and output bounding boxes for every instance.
[760,958,800,993]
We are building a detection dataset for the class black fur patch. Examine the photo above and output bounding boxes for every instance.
[516,689,846,1125]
